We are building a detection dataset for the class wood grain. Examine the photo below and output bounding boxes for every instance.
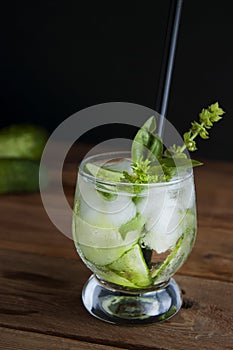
[0,327,127,350]
[0,249,232,350]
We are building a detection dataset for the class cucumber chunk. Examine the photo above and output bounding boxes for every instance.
[74,216,140,247]
[96,270,138,288]
[85,162,122,182]
[108,244,152,288]
[119,213,145,239]
[77,243,134,266]
[91,265,138,288]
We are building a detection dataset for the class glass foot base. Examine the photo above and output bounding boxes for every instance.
[82,275,182,325]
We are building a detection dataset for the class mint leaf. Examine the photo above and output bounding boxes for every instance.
[142,115,156,132]
[132,116,163,163]
[160,157,203,168]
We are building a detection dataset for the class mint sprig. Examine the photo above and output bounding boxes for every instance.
[122,102,225,185]
[122,158,173,185]
[167,102,225,155]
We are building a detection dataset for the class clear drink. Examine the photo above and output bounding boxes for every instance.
[73,152,197,297]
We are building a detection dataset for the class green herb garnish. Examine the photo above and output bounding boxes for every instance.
[165,101,225,156]
[122,158,174,185]
[131,116,163,163]
[122,102,225,185]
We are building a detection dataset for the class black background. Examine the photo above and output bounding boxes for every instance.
[1,0,232,160]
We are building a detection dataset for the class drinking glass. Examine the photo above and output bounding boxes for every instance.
[72,151,197,324]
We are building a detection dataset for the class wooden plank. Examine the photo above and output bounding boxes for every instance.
[178,224,233,282]
[0,327,126,350]
[0,249,232,350]
[0,192,77,259]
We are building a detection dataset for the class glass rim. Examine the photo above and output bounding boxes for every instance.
[78,151,194,190]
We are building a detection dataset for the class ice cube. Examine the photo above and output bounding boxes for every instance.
[180,176,195,209]
[136,186,168,222]
[142,204,184,253]
[138,176,195,253]
[138,183,186,253]
[78,175,136,228]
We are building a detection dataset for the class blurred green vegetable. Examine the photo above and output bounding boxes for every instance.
[0,124,48,160]
[0,159,47,194]
[0,123,49,193]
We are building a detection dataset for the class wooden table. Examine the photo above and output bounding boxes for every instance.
[0,154,233,350]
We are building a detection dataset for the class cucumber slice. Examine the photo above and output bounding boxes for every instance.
[89,264,138,288]
[74,216,140,247]
[77,244,134,266]
[119,213,145,239]
[85,162,122,182]
[96,270,138,288]
[108,244,152,288]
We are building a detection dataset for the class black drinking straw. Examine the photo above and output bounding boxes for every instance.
[156,0,183,137]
